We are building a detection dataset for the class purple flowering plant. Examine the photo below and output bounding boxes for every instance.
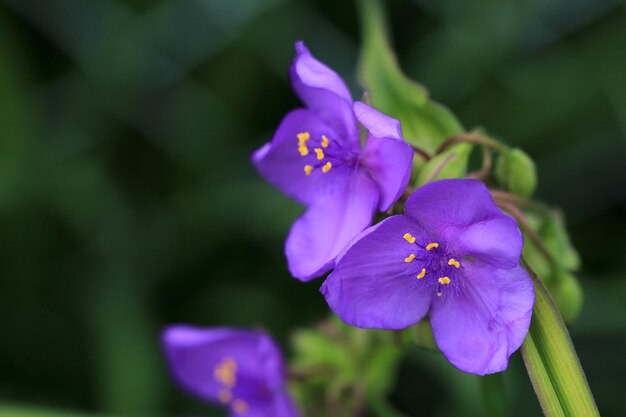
[252,41,413,281]
[321,179,535,375]
[161,1,599,416]
[162,326,298,417]
[252,40,534,376]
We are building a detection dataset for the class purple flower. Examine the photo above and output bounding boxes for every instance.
[252,41,413,281]
[162,325,298,417]
[321,179,535,375]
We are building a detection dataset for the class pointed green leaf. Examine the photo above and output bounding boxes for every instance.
[357,0,463,153]
[520,261,599,417]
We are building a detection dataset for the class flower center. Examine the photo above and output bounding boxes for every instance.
[296,131,356,176]
[213,357,249,414]
[402,232,463,298]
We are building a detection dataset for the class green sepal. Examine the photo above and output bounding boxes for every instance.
[415,143,473,186]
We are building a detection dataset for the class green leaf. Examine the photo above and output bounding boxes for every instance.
[416,143,473,186]
[520,261,599,417]
[357,0,463,153]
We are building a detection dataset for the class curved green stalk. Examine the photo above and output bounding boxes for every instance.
[521,259,600,417]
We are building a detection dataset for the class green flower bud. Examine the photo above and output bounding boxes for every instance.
[542,209,581,271]
[495,147,537,197]
[551,272,584,323]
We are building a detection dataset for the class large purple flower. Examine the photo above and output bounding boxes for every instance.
[252,41,413,281]
[162,325,298,417]
[321,179,535,375]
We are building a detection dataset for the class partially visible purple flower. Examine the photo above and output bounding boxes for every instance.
[321,179,535,375]
[162,325,298,417]
[252,41,413,281]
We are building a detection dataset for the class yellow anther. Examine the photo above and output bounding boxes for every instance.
[233,399,249,414]
[218,389,233,403]
[298,145,309,156]
[404,253,416,263]
[314,148,325,160]
[322,162,332,173]
[403,233,416,244]
[297,132,310,144]
[304,165,314,176]
[425,242,439,251]
[438,277,451,285]
[417,268,426,279]
[437,292,443,297]
[214,357,237,388]
[448,258,460,268]
[321,135,329,148]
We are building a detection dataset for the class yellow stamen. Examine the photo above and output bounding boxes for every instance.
[404,253,416,263]
[214,357,237,388]
[218,389,232,403]
[417,268,426,279]
[448,258,460,268]
[297,132,310,144]
[314,148,324,160]
[438,277,451,285]
[304,165,313,176]
[403,233,416,244]
[425,242,439,251]
[233,399,249,414]
[322,162,332,173]
[437,292,443,297]
[298,145,309,156]
[321,135,329,148]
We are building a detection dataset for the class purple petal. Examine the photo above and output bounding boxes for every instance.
[286,170,379,281]
[354,101,402,140]
[430,263,534,375]
[252,109,342,205]
[321,215,432,329]
[404,179,505,237]
[356,102,413,211]
[455,216,523,269]
[162,326,296,416]
[290,41,357,142]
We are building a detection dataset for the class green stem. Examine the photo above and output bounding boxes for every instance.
[437,132,506,154]
[520,259,600,417]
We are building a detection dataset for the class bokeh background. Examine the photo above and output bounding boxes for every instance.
[0,0,625,416]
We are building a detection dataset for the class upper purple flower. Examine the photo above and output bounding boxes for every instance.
[162,325,298,417]
[252,41,413,281]
[321,179,535,375]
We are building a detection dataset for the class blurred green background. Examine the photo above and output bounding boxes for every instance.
[0,0,625,416]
